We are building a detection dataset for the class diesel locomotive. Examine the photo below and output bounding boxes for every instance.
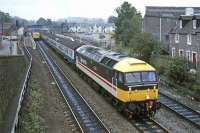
[42,33,158,117]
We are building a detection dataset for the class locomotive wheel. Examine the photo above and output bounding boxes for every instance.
[117,102,126,112]
[112,98,119,107]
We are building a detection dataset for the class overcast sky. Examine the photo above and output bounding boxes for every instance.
[1,0,200,20]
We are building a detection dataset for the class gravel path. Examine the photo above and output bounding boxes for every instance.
[44,44,139,133]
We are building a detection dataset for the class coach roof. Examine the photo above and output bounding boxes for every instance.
[45,33,83,50]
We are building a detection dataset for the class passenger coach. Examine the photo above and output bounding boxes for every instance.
[42,33,82,64]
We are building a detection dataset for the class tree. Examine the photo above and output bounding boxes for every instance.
[114,1,142,46]
[46,18,52,26]
[114,2,160,62]
[107,16,116,23]
[36,17,47,25]
[16,20,19,28]
[129,33,160,62]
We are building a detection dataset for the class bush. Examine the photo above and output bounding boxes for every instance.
[150,55,172,75]
[168,57,196,84]
[168,57,194,84]
[191,84,200,100]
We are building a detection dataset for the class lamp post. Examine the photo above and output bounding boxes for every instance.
[0,12,3,43]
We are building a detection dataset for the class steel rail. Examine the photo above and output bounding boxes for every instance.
[131,118,170,133]
[37,41,109,133]
[158,92,200,128]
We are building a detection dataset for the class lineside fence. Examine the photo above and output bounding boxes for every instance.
[10,38,32,133]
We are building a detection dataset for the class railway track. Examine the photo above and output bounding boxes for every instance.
[36,41,109,133]
[131,118,170,133]
[158,92,200,128]
[41,36,171,133]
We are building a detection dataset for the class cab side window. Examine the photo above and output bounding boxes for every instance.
[118,72,123,83]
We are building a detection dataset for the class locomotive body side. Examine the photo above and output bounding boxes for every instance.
[76,45,158,116]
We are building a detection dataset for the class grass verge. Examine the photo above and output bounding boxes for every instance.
[16,80,46,133]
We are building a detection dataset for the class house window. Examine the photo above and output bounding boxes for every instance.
[180,20,182,29]
[179,49,184,57]
[193,19,197,29]
[165,34,169,41]
[186,51,191,61]
[172,47,175,57]
[175,34,179,43]
[187,34,192,45]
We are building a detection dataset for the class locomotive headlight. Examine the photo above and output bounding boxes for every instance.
[153,86,156,92]
[146,95,150,99]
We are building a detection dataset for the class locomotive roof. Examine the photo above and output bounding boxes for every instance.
[76,45,127,62]
[77,45,156,72]
[45,33,83,50]
[113,58,156,72]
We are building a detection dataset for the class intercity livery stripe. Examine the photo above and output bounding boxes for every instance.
[77,61,116,97]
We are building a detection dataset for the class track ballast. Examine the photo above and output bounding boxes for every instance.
[159,92,200,128]
[37,41,109,133]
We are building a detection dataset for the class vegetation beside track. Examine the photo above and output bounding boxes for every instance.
[151,55,200,101]
[16,80,46,133]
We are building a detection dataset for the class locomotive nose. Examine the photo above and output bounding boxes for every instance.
[146,95,150,100]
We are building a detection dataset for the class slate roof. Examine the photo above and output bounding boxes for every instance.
[145,6,200,18]
[170,14,200,34]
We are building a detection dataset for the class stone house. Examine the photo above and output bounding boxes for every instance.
[169,14,200,69]
[143,6,200,51]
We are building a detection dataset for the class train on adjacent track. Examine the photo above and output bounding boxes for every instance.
[41,33,159,117]
[32,32,40,40]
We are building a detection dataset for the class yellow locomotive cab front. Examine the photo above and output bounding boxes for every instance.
[112,57,158,115]
[116,87,158,102]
